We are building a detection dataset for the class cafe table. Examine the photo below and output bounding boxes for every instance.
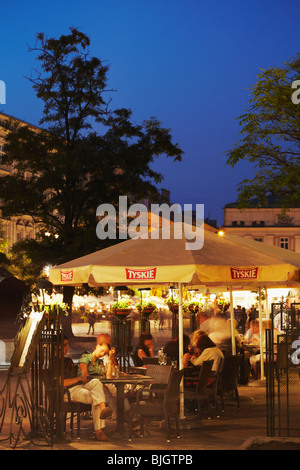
[91,373,153,432]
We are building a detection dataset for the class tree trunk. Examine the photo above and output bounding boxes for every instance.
[62,285,75,338]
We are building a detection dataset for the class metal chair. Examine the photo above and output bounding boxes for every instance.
[62,387,92,439]
[217,355,242,411]
[207,357,224,417]
[43,371,91,439]
[184,360,214,418]
[146,364,173,392]
[129,368,184,442]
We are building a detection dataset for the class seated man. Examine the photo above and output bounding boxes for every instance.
[244,319,260,345]
[47,336,112,442]
[163,335,190,366]
[249,320,280,379]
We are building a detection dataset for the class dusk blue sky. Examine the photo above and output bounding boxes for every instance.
[1,0,300,225]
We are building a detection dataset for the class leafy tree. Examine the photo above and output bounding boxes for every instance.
[0,28,183,335]
[226,54,300,208]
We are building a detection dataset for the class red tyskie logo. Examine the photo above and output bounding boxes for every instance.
[60,270,73,282]
[125,268,157,280]
[230,267,258,279]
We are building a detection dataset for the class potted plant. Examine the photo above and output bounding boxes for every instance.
[112,299,132,318]
[136,300,158,320]
[166,296,179,314]
[217,298,230,314]
[42,301,69,318]
[182,299,203,314]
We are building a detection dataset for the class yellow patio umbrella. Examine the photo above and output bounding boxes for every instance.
[49,223,300,416]
[49,224,300,287]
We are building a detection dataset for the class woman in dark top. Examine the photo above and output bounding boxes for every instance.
[133,332,154,366]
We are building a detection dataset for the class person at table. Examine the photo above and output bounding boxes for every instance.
[132,332,155,366]
[244,319,260,346]
[79,342,131,424]
[244,320,260,379]
[163,334,190,366]
[189,334,224,373]
[247,305,258,328]
[97,332,111,346]
[96,333,117,368]
[187,329,208,356]
[234,305,247,334]
[47,336,113,442]
[79,342,115,379]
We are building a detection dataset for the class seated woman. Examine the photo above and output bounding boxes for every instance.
[79,343,130,421]
[57,337,112,442]
[79,342,130,426]
[189,334,224,373]
[132,332,155,366]
[79,342,115,379]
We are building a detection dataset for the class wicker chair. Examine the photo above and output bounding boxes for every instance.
[62,387,92,439]
[43,371,91,439]
[146,364,173,393]
[217,355,242,411]
[184,360,214,418]
[129,368,184,442]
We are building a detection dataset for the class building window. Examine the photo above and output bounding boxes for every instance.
[251,221,265,227]
[240,221,245,226]
[254,237,263,242]
[280,237,289,250]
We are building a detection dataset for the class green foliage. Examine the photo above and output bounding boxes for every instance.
[217,298,230,313]
[112,299,132,309]
[226,54,300,208]
[0,28,183,278]
[166,296,179,305]
[136,300,158,313]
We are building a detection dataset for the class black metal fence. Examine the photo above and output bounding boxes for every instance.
[31,305,65,443]
[266,302,300,437]
[111,316,132,371]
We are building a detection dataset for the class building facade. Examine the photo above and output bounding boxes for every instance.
[0,112,40,248]
[222,202,300,252]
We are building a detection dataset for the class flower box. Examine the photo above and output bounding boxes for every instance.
[114,308,132,318]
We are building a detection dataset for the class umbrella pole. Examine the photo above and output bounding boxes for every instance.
[265,286,269,319]
[258,287,265,379]
[229,286,236,355]
[178,282,185,420]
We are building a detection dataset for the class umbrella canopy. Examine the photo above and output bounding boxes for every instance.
[49,224,300,287]
[49,224,300,417]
